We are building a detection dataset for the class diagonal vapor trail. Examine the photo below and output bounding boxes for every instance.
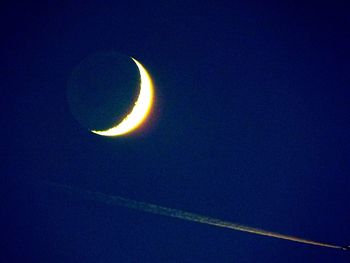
[47,182,347,251]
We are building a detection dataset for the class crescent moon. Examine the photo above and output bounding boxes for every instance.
[91,58,154,136]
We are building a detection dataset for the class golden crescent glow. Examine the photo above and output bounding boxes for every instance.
[91,58,154,136]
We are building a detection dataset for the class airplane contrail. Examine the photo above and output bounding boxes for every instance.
[47,182,348,251]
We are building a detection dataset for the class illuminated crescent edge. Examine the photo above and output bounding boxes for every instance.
[91,58,154,136]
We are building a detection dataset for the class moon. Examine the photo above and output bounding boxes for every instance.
[91,58,154,136]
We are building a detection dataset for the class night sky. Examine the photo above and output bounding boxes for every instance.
[3,1,350,262]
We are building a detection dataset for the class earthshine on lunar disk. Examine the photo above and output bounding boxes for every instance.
[91,58,154,136]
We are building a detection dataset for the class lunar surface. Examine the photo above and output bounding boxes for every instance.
[91,58,154,136]
[67,52,154,136]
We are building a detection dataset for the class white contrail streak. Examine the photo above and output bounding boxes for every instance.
[48,182,347,250]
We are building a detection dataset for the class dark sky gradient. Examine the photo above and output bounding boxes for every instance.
[3,1,350,262]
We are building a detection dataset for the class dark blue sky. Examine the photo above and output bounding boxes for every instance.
[3,1,350,262]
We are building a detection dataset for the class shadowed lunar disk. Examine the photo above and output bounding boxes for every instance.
[67,52,153,136]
